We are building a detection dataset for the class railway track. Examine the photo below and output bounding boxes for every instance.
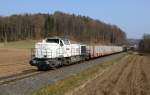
[0,53,125,95]
[0,58,95,85]
[0,53,121,85]
[0,70,43,85]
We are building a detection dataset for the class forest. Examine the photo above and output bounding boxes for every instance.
[0,11,126,45]
[139,34,150,53]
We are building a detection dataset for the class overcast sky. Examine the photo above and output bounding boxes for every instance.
[0,0,150,39]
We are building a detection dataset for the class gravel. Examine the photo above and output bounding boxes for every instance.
[0,53,125,95]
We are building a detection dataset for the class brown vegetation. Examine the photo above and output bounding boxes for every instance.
[71,54,150,95]
[0,11,126,44]
[0,48,36,78]
[139,34,150,53]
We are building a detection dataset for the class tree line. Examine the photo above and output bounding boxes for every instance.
[139,34,150,53]
[0,11,126,45]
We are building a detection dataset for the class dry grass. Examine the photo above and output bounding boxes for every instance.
[0,48,37,77]
[0,40,36,49]
[72,54,150,95]
[32,54,126,95]
[0,40,37,78]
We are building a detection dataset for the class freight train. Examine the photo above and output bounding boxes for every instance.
[30,37,124,70]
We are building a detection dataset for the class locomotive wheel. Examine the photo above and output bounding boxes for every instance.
[49,60,61,69]
[62,58,71,66]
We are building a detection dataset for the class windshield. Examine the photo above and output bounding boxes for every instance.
[46,39,59,44]
[63,39,70,45]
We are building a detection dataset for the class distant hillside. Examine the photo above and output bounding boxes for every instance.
[127,39,140,46]
[0,11,126,44]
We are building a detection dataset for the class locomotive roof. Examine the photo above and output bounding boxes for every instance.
[46,37,68,40]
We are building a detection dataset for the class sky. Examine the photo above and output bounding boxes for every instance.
[0,0,150,39]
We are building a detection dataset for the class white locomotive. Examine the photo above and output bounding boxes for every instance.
[30,37,123,70]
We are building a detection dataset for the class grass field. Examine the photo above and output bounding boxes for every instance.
[32,54,126,95]
[32,53,150,95]
[0,40,37,77]
[0,40,37,49]
[72,53,150,95]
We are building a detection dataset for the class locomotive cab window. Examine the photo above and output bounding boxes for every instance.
[60,40,64,47]
[46,39,59,44]
[63,39,70,45]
